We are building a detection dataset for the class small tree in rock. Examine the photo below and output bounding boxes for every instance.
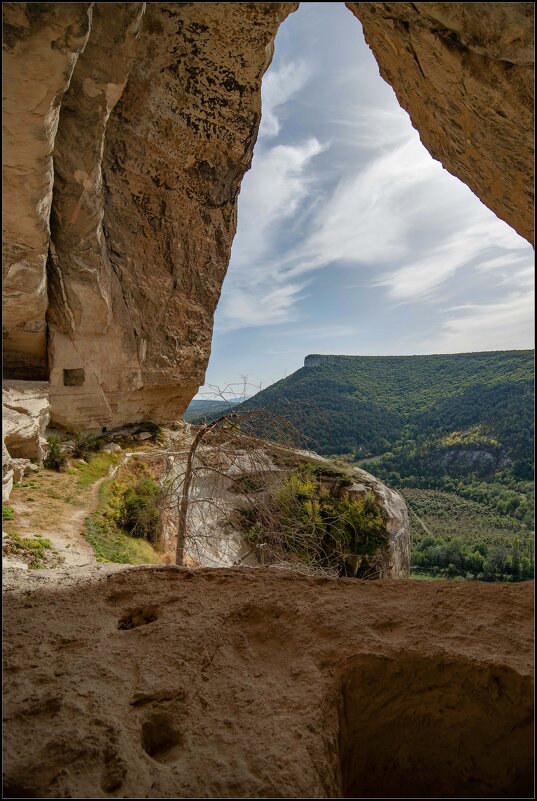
[164,381,389,577]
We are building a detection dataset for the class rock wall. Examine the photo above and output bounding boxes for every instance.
[3,2,298,430]
[2,2,534,431]
[2,4,93,379]
[3,566,533,797]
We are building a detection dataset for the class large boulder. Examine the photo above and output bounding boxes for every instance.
[2,381,50,501]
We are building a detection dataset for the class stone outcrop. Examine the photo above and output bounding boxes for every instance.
[349,466,410,578]
[348,2,534,244]
[160,437,410,577]
[2,4,93,380]
[2,381,50,501]
[2,3,534,431]
[3,2,298,430]
[3,566,533,798]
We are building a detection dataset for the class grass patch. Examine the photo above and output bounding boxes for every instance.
[68,452,119,486]
[2,505,14,521]
[7,452,121,537]
[3,532,54,569]
[81,460,164,565]
[83,514,161,564]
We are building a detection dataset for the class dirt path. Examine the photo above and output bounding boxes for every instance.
[44,473,111,568]
[3,470,114,570]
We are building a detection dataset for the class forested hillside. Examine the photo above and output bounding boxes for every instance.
[183,397,248,423]
[238,351,534,581]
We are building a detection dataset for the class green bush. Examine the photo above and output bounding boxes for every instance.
[116,477,163,544]
[72,432,104,460]
[235,462,387,576]
[44,436,68,471]
[3,532,52,569]
[2,505,14,521]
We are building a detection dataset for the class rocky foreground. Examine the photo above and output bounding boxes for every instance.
[3,566,533,798]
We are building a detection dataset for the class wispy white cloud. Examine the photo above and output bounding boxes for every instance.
[216,137,326,331]
[377,214,531,302]
[218,280,309,331]
[277,131,533,309]
[259,60,313,139]
[427,292,535,353]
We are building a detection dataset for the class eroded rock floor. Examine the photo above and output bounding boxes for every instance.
[3,566,534,798]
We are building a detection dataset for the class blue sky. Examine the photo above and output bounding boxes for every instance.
[198,2,534,399]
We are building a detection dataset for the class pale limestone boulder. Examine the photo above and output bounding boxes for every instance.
[2,381,51,500]
[351,466,411,579]
[102,442,121,454]
[3,442,14,503]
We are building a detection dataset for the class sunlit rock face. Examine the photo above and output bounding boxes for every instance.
[2,4,93,380]
[2,2,533,430]
[3,2,298,430]
[348,2,535,245]
[2,381,50,502]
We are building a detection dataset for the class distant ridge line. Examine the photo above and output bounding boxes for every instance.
[303,350,534,367]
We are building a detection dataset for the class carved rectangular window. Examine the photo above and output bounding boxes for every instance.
[63,368,85,387]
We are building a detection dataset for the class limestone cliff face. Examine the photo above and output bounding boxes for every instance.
[2,4,92,380]
[2,2,534,432]
[348,2,534,244]
[3,2,298,430]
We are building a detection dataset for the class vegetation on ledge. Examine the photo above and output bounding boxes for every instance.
[233,462,388,577]
[83,459,164,564]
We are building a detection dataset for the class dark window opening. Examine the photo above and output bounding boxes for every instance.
[63,368,85,387]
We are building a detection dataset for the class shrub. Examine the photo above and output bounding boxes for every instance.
[234,462,387,575]
[72,432,104,460]
[3,532,52,569]
[116,477,163,544]
[44,436,68,471]
[2,505,14,521]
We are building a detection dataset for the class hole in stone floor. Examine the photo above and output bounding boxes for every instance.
[338,654,533,798]
[117,606,159,630]
[141,714,183,764]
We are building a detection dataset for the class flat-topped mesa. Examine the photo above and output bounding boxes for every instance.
[304,354,338,368]
[2,3,534,431]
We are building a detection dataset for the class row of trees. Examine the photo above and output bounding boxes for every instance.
[412,534,534,582]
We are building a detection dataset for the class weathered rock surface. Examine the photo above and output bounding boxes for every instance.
[2,3,533,430]
[2,381,50,501]
[350,466,410,577]
[2,3,92,379]
[4,2,297,430]
[3,566,533,798]
[348,2,534,244]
